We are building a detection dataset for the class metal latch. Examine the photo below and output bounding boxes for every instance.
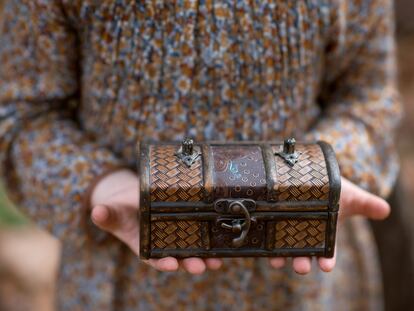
[275,137,302,167]
[214,199,256,248]
[175,137,201,167]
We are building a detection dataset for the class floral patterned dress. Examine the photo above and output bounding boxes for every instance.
[0,0,402,310]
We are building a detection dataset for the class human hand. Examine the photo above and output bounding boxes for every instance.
[268,177,391,274]
[89,169,222,275]
[89,171,389,276]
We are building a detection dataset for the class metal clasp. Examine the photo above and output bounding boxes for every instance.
[214,199,256,248]
[275,137,302,167]
[175,137,201,167]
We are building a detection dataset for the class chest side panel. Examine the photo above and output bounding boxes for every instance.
[148,144,207,252]
[149,145,204,202]
[211,145,267,200]
[274,219,326,249]
[151,220,203,250]
[272,144,329,202]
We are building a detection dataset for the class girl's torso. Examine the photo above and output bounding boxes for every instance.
[73,1,333,163]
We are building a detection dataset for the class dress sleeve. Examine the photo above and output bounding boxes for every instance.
[0,0,125,241]
[306,0,403,198]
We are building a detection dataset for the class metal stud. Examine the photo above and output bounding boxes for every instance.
[275,137,302,167]
[175,137,201,167]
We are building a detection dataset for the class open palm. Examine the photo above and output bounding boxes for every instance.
[90,169,390,275]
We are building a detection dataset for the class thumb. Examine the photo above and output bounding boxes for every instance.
[91,204,120,232]
[340,179,391,220]
[91,204,140,256]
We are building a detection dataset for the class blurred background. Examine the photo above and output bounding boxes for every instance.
[1,1,414,311]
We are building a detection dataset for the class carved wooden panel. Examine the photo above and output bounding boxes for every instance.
[210,220,266,249]
[272,144,330,202]
[212,145,267,200]
[150,145,203,202]
[275,220,326,248]
[151,220,202,249]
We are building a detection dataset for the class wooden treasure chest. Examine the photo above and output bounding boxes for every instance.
[138,138,341,259]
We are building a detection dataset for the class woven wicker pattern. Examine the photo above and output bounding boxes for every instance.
[150,145,203,202]
[272,144,329,201]
[275,220,326,248]
[151,221,202,249]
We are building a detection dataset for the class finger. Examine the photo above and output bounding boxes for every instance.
[342,181,390,220]
[358,192,390,220]
[144,257,179,272]
[318,228,338,272]
[91,204,118,231]
[292,257,312,275]
[205,258,223,270]
[180,258,206,275]
[269,257,287,269]
[318,252,336,272]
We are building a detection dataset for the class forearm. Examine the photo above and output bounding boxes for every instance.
[307,0,402,198]
[5,111,125,241]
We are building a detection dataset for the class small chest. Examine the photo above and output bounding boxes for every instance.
[138,138,340,259]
